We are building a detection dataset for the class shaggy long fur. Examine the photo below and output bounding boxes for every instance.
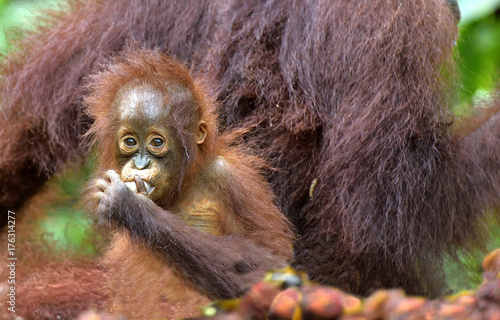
[1,0,500,300]
[83,48,292,319]
[2,260,105,320]
[0,178,108,320]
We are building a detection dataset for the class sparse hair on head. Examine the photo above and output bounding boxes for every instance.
[84,45,217,169]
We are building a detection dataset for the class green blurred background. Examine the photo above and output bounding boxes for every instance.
[0,0,499,294]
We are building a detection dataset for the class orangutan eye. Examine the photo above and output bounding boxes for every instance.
[151,138,164,147]
[124,138,137,146]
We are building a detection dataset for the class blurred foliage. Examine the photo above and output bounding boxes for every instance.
[459,0,500,23]
[444,222,500,293]
[34,159,98,255]
[455,0,500,114]
[0,0,500,293]
[0,0,61,55]
[444,0,500,293]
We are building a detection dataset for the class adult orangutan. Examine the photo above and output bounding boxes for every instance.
[1,0,500,301]
[83,48,292,319]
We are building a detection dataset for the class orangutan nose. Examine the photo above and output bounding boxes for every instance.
[133,155,152,170]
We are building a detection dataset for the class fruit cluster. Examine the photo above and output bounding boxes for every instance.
[189,250,500,320]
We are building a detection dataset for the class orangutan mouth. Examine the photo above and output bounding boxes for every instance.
[124,179,156,195]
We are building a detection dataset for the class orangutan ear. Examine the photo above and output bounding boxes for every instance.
[196,120,208,145]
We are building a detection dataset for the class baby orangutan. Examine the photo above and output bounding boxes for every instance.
[84,48,293,319]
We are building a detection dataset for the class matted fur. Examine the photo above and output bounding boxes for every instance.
[1,0,500,301]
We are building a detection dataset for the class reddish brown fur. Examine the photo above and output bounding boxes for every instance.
[85,48,292,256]
[84,47,218,197]
[0,181,107,320]
[1,254,105,320]
[1,0,500,308]
[4,260,105,320]
[0,170,106,320]
[82,48,292,319]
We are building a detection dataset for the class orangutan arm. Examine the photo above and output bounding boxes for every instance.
[90,170,288,299]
